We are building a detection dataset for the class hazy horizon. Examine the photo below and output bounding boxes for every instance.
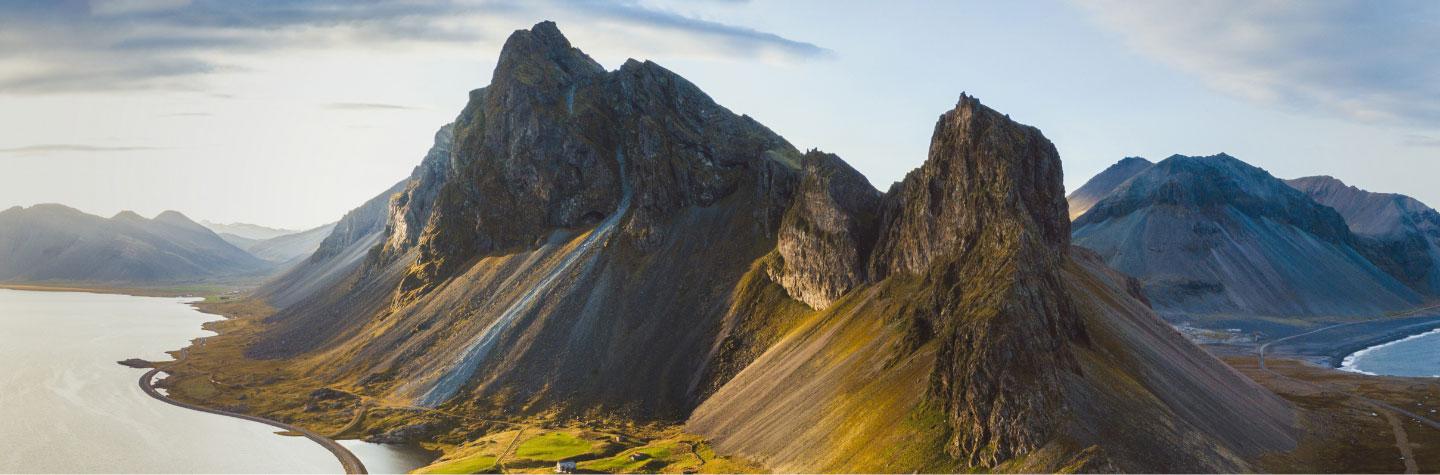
[3,0,1438,229]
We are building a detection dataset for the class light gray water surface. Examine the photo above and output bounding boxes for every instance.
[0,289,430,473]
[1342,328,1440,378]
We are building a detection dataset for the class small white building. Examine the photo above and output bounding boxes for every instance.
[555,460,577,474]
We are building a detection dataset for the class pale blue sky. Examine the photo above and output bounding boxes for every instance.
[1,0,1437,229]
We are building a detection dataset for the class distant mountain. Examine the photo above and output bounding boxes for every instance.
[216,232,260,249]
[1067,156,1152,219]
[1072,154,1422,320]
[0,204,271,283]
[244,223,336,264]
[200,220,297,240]
[206,23,1297,472]
[1287,175,1440,295]
[211,223,338,265]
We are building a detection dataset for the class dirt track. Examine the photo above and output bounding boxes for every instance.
[138,368,367,474]
[1258,326,1440,473]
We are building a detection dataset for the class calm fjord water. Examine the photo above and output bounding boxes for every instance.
[0,289,427,473]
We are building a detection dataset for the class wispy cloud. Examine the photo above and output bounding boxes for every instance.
[0,0,829,96]
[1073,0,1440,126]
[0,144,163,155]
[324,102,420,111]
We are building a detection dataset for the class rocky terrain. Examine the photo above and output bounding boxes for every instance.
[0,204,271,283]
[1288,175,1440,295]
[1071,154,1422,322]
[172,22,1305,473]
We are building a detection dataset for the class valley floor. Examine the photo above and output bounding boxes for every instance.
[1225,353,1440,473]
[153,298,765,474]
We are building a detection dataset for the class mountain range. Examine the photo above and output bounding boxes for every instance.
[1070,154,1436,327]
[183,22,1300,472]
[213,222,337,265]
[0,204,271,283]
[201,220,298,240]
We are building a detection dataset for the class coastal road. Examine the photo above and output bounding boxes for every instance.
[1257,321,1440,431]
[1257,322,1440,473]
[138,369,367,474]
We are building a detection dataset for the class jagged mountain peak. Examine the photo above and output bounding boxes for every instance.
[492,21,604,90]
[871,93,1069,278]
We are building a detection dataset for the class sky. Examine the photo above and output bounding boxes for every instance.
[1,0,1438,230]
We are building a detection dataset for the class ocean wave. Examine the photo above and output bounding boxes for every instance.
[1340,328,1440,377]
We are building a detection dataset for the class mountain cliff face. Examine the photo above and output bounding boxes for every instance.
[768,151,881,309]
[230,22,1297,472]
[1072,154,1421,319]
[1067,156,1152,219]
[1287,175,1440,295]
[0,204,270,283]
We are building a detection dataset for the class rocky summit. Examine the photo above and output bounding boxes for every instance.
[178,22,1300,473]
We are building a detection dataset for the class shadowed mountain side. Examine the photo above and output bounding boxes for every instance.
[1072,154,1421,319]
[0,204,270,283]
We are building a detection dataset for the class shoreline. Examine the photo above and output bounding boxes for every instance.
[1339,327,1440,376]
[0,282,247,298]
[138,368,367,474]
[1262,313,1440,370]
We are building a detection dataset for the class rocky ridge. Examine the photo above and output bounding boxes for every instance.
[231,22,1297,473]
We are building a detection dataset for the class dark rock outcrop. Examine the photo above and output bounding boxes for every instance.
[872,95,1082,465]
[770,150,881,309]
